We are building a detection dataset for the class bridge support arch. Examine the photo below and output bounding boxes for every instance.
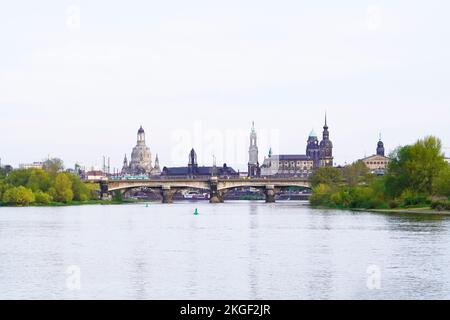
[100,180,111,200]
[209,177,223,203]
[161,186,175,204]
[265,185,276,203]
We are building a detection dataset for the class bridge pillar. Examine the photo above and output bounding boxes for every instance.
[265,185,276,203]
[209,177,223,203]
[162,186,174,204]
[100,180,111,200]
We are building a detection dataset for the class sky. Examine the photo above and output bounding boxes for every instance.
[0,0,449,172]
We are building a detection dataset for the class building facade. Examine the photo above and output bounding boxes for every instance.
[261,114,333,177]
[19,162,44,170]
[122,126,160,176]
[161,148,239,179]
[360,137,390,174]
[260,154,314,178]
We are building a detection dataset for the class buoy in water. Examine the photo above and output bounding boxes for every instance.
[194,208,199,215]
[146,204,149,207]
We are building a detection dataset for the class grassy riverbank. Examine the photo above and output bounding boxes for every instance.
[0,199,137,207]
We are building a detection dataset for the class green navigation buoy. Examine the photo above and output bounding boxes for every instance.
[194,208,199,215]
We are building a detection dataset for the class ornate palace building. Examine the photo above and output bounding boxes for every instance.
[121,126,161,176]
[260,114,334,178]
[360,136,390,174]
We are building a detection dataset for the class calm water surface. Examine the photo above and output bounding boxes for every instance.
[1,201,449,299]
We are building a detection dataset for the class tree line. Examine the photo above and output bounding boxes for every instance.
[309,136,450,211]
[0,159,98,206]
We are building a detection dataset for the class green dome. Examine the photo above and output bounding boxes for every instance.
[309,129,317,138]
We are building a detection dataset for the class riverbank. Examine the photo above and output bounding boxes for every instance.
[0,199,137,208]
[353,207,450,215]
[312,205,450,215]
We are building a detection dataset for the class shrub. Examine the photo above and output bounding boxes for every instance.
[389,199,400,209]
[53,173,74,203]
[2,186,35,206]
[309,184,333,206]
[34,191,53,205]
[431,200,450,211]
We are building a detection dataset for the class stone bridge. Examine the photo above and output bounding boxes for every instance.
[98,177,311,203]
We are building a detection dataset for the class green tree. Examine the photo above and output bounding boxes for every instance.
[5,169,32,187]
[53,173,73,203]
[68,174,91,201]
[34,191,53,205]
[342,161,371,186]
[309,183,333,206]
[3,186,35,206]
[26,169,51,192]
[42,158,64,176]
[309,167,343,188]
[433,165,450,197]
[0,165,13,178]
[0,180,9,201]
[385,136,446,197]
[112,190,123,202]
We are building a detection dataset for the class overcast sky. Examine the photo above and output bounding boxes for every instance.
[1,1,449,171]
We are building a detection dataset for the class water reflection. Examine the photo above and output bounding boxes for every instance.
[1,203,450,299]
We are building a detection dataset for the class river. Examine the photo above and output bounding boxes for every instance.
[1,201,449,299]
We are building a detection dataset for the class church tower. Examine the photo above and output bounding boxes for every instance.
[319,113,333,167]
[188,148,198,178]
[376,134,385,156]
[248,121,260,177]
[306,129,320,168]
[121,154,129,174]
[152,154,161,175]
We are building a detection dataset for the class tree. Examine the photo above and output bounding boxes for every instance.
[309,167,343,188]
[433,165,450,197]
[68,174,91,201]
[42,158,64,175]
[385,136,447,197]
[0,165,13,178]
[53,173,73,203]
[2,186,35,206]
[26,169,51,192]
[34,191,53,205]
[5,169,32,187]
[342,161,370,186]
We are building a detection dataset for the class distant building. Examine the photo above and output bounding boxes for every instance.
[161,148,239,179]
[261,154,314,178]
[85,170,106,181]
[248,122,261,177]
[261,114,333,177]
[19,162,44,170]
[360,137,390,174]
[445,157,450,164]
[122,126,160,176]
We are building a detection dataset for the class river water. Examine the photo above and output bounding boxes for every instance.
[1,201,449,300]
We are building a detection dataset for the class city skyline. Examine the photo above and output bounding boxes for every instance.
[1,1,449,170]
[3,119,448,173]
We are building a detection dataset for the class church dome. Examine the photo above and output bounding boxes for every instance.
[309,129,317,138]
[138,126,145,134]
[378,140,384,148]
